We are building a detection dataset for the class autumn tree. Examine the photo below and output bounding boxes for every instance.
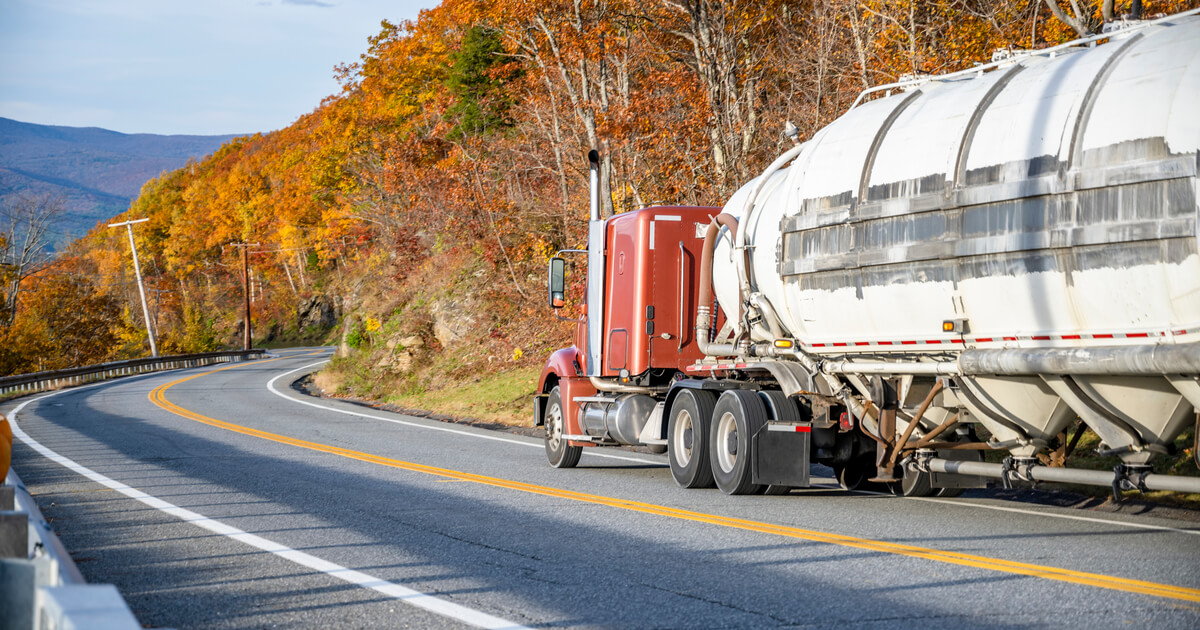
[647,1,781,195]
[0,193,63,326]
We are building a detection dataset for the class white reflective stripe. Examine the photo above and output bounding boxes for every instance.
[266,362,662,465]
[655,215,682,221]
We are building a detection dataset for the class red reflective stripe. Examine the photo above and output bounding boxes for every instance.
[794,328,1185,351]
[794,426,811,433]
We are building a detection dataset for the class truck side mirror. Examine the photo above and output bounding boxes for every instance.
[548,257,566,308]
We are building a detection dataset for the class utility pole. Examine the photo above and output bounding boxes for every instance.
[230,242,259,350]
[109,218,158,357]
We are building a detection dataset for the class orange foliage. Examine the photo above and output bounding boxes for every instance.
[4,0,1198,375]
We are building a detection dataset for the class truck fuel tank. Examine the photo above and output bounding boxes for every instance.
[579,393,657,446]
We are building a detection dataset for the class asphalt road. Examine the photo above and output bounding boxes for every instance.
[6,348,1200,629]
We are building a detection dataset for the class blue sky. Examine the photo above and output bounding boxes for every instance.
[0,0,433,136]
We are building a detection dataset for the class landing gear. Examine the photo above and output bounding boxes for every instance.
[710,390,768,495]
[544,387,581,468]
[668,389,717,488]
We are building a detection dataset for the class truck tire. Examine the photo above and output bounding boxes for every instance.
[668,389,716,488]
[710,390,767,495]
[757,390,801,495]
[544,387,582,468]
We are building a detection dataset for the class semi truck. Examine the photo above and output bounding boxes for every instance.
[534,11,1200,497]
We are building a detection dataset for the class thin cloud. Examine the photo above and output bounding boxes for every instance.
[283,0,335,7]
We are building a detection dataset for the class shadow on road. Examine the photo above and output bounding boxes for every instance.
[8,367,1114,629]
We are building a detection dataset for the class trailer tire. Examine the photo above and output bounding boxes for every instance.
[544,387,582,469]
[710,390,767,495]
[893,466,935,497]
[668,389,716,488]
[835,455,873,491]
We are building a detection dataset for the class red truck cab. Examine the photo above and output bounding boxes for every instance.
[535,205,720,464]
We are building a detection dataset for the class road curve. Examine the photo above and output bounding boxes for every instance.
[6,348,1200,629]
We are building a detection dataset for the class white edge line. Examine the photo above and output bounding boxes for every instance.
[265,360,664,466]
[8,388,527,630]
[852,489,1200,536]
[907,495,1200,536]
[269,361,1200,535]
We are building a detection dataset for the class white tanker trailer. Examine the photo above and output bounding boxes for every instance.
[538,10,1200,498]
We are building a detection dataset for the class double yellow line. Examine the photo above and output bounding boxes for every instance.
[149,358,1200,604]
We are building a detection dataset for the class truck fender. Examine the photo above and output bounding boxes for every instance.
[658,379,719,441]
[757,360,824,397]
[535,347,582,426]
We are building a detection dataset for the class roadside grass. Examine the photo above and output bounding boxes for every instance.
[314,353,539,426]
[381,367,539,426]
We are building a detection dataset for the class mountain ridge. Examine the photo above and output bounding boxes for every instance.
[0,117,241,245]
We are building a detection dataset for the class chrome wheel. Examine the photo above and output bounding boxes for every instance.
[671,408,694,468]
[714,410,739,474]
[544,386,581,468]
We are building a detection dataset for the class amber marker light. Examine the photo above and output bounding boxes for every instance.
[943,321,955,332]
[773,339,794,348]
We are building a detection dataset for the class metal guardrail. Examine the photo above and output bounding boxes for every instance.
[0,350,266,398]
[2,468,146,629]
[0,350,253,627]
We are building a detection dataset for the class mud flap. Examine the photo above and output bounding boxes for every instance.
[752,423,811,488]
[533,394,548,426]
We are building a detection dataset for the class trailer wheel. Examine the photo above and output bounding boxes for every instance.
[892,465,935,497]
[710,390,767,495]
[668,389,716,488]
[835,455,873,491]
[544,387,581,468]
